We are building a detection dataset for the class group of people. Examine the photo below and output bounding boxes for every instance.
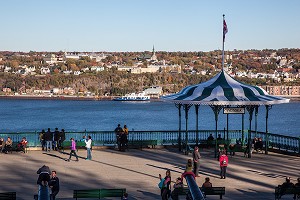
[39,128,66,152]
[158,169,213,200]
[114,124,128,151]
[279,177,300,199]
[0,136,28,153]
[158,146,228,200]
[36,165,60,200]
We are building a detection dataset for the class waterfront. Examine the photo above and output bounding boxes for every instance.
[1,99,299,137]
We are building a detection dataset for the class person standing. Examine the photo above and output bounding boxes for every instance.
[49,170,60,200]
[44,128,53,152]
[159,169,171,200]
[192,146,201,177]
[114,124,123,151]
[84,135,92,160]
[53,128,60,151]
[67,138,79,162]
[39,130,46,151]
[123,125,129,150]
[219,150,228,179]
[58,129,66,150]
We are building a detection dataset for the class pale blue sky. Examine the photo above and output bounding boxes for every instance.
[1,0,299,52]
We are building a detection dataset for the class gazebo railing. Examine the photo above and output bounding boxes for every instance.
[0,130,299,154]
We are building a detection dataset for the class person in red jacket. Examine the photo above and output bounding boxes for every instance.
[219,150,228,179]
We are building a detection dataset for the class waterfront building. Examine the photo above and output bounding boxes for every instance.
[143,86,163,98]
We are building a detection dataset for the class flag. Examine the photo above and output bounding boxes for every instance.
[223,19,228,41]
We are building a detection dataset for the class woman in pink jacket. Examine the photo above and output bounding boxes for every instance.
[219,151,228,179]
[67,138,79,162]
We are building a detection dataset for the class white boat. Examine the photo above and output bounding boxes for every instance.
[113,92,150,101]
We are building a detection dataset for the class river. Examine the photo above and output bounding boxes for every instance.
[0,99,299,137]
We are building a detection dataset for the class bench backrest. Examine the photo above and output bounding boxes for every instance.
[202,187,225,195]
[73,188,126,199]
[100,189,126,197]
[0,192,16,200]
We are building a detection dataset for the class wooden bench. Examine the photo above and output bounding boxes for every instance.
[227,145,246,154]
[275,186,300,199]
[178,187,225,199]
[73,188,126,199]
[128,140,157,149]
[0,192,16,200]
[202,187,226,199]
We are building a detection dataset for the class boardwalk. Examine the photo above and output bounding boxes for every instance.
[1,147,299,200]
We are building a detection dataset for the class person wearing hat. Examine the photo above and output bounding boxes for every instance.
[192,146,201,177]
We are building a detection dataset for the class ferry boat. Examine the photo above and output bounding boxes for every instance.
[113,92,150,101]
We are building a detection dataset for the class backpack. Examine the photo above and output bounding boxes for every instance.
[158,178,165,189]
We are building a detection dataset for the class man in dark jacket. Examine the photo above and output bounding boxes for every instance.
[49,171,60,200]
[37,165,51,186]
[44,128,53,152]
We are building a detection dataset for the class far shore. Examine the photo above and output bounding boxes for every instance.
[0,94,299,101]
[0,94,162,101]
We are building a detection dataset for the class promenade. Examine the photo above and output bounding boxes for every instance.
[1,147,299,200]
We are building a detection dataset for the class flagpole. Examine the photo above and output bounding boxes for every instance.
[222,14,225,71]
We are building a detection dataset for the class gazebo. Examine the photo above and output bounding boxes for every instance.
[161,69,290,158]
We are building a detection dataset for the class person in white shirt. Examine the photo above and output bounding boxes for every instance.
[84,135,92,160]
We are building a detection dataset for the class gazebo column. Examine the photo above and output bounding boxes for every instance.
[184,104,192,155]
[175,103,182,151]
[242,107,245,146]
[210,105,223,158]
[195,105,200,146]
[265,105,272,155]
[254,106,259,137]
[226,106,229,140]
[246,105,255,158]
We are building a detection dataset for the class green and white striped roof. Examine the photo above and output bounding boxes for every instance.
[161,70,289,106]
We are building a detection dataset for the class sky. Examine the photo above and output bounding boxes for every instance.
[1,0,300,52]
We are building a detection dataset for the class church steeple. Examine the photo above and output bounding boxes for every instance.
[151,45,157,62]
[152,45,155,55]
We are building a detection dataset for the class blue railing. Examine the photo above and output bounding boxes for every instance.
[0,130,299,154]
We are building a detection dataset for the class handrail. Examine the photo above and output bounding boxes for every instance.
[0,129,299,154]
[184,173,205,200]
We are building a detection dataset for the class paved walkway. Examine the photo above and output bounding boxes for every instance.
[1,147,299,200]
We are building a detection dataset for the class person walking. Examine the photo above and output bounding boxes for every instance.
[219,150,228,179]
[49,170,60,200]
[67,138,79,162]
[192,146,201,177]
[84,135,92,160]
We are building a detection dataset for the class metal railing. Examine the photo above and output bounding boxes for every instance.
[0,130,299,154]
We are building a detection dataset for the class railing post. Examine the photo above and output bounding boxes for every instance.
[298,136,300,155]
